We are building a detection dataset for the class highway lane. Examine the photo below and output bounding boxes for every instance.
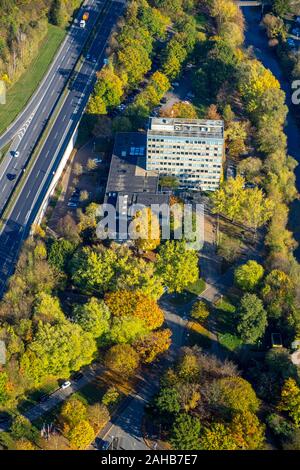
[0,0,106,215]
[0,0,125,296]
[0,0,101,150]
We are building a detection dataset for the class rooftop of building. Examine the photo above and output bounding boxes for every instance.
[105,132,169,209]
[148,117,224,139]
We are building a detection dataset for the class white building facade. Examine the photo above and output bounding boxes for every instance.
[146,118,224,191]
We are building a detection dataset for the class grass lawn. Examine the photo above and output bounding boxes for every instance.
[214,297,243,353]
[73,380,106,406]
[0,25,66,136]
[186,278,206,296]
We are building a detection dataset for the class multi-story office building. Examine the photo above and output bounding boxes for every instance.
[146,117,224,191]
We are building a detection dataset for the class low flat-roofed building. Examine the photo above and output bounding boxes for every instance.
[104,132,170,239]
[146,117,224,191]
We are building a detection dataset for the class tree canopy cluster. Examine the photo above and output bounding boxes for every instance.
[155,347,265,450]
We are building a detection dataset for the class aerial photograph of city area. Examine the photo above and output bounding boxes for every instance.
[0,0,300,463]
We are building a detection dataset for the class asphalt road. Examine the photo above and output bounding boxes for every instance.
[0,0,106,216]
[0,0,125,296]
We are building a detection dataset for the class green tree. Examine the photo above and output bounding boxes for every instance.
[156,240,199,293]
[71,246,117,294]
[48,239,76,272]
[272,0,291,17]
[156,386,181,414]
[191,301,210,322]
[211,376,260,418]
[109,316,147,344]
[0,372,8,405]
[237,293,268,343]
[20,322,96,386]
[234,261,264,292]
[87,67,124,115]
[74,297,110,341]
[33,292,65,324]
[170,414,201,450]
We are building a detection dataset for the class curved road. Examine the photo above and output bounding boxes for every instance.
[242,6,300,259]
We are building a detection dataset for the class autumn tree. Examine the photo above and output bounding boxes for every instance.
[88,404,110,432]
[60,398,87,433]
[262,270,295,320]
[134,328,172,363]
[131,207,160,251]
[200,423,237,450]
[279,378,300,427]
[105,290,164,331]
[105,344,139,377]
[161,101,198,119]
[68,420,95,450]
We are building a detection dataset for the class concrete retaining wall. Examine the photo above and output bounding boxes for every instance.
[32,125,79,228]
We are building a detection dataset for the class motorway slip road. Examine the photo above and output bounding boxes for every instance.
[0,0,125,296]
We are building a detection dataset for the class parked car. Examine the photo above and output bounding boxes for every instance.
[292,27,300,36]
[67,202,77,208]
[72,372,84,382]
[93,157,103,164]
[244,182,257,189]
[60,381,71,390]
[39,394,49,403]
[171,82,179,87]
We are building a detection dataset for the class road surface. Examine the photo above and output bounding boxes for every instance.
[0,0,106,217]
[0,0,100,151]
[0,0,125,297]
